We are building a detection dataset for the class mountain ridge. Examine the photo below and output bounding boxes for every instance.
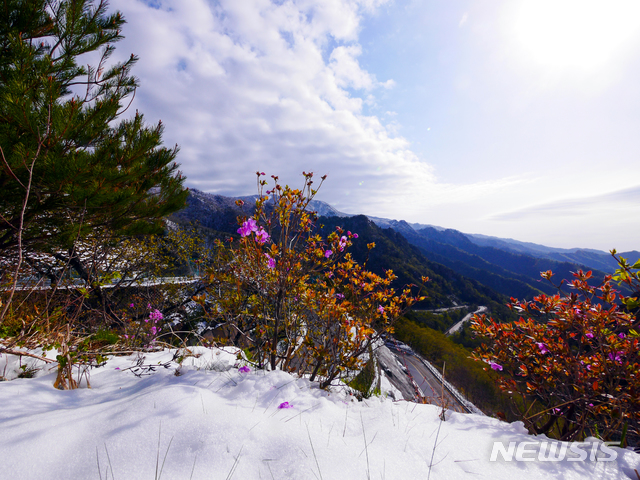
[175,189,635,300]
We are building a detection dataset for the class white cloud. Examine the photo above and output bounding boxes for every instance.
[102,0,529,232]
[488,185,640,221]
[106,0,449,206]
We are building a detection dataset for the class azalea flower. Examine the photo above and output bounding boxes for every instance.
[238,366,251,373]
[278,401,293,409]
[377,305,385,314]
[265,253,276,269]
[490,362,503,371]
[255,227,270,244]
[585,332,594,339]
[149,309,163,323]
[608,351,623,364]
[618,332,626,339]
[324,250,332,258]
[238,218,258,237]
[536,342,548,354]
[338,236,348,252]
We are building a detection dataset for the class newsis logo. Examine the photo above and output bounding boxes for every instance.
[490,441,619,462]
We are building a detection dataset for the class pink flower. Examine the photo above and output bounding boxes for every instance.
[618,332,626,339]
[608,351,623,364]
[151,326,157,335]
[536,342,548,354]
[336,293,345,300]
[129,303,134,308]
[353,233,358,239]
[490,362,503,371]
[149,309,163,322]
[377,305,385,314]
[255,227,270,244]
[338,236,348,251]
[238,218,258,237]
[265,254,276,269]
[278,401,293,409]
[585,332,594,339]
[239,366,251,373]
[324,250,332,258]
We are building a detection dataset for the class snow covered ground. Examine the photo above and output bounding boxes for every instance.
[1,347,639,480]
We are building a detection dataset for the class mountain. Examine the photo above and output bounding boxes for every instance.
[170,190,517,318]
[173,189,633,303]
[466,233,640,273]
[403,226,621,298]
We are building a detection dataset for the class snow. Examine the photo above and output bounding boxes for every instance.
[1,347,639,480]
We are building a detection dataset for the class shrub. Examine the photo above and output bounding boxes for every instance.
[471,255,640,443]
[200,172,424,388]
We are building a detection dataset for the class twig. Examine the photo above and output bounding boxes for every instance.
[104,443,115,480]
[427,418,444,480]
[266,461,275,480]
[284,402,320,422]
[189,454,198,480]
[0,348,55,363]
[360,412,371,480]
[225,445,244,480]
[97,446,103,480]
[157,435,173,480]
[155,423,162,480]
[343,405,349,437]
[306,423,324,480]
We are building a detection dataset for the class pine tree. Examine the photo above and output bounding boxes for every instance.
[0,0,188,263]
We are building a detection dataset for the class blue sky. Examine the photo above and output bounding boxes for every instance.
[108,0,640,251]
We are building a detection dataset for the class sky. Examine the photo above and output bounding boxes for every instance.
[106,0,640,251]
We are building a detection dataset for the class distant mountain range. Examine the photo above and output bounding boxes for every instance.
[172,189,638,304]
[302,196,639,276]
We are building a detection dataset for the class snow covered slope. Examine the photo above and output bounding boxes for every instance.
[1,348,638,480]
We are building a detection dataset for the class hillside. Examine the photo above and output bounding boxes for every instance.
[173,189,631,308]
[467,233,640,272]
[171,190,517,319]
[404,226,619,299]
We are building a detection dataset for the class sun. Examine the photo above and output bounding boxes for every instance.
[511,0,640,72]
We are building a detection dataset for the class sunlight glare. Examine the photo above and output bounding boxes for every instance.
[513,0,640,71]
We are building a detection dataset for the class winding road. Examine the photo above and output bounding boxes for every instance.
[445,306,487,336]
